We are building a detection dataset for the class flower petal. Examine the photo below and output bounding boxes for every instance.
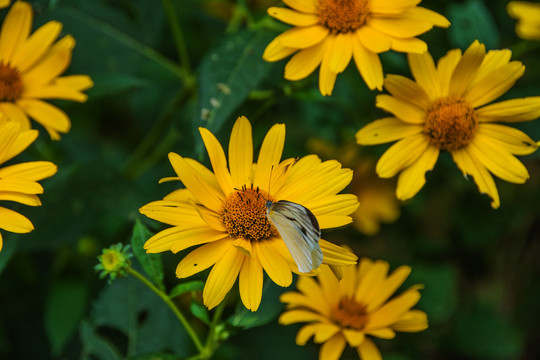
[139,201,206,227]
[0,206,33,233]
[0,178,42,194]
[0,161,57,181]
[367,289,421,329]
[144,226,227,254]
[396,144,439,201]
[319,333,346,360]
[16,99,70,139]
[295,324,319,345]
[319,239,358,266]
[229,116,253,188]
[366,265,411,312]
[376,95,426,124]
[278,25,329,49]
[352,38,383,91]
[0,192,40,206]
[284,39,326,81]
[355,260,389,304]
[328,33,353,73]
[239,247,263,311]
[203,244,244,309]
[370,0,422,14]
[356,337,382,360]
[408,51,441,99]
[268,7,319,26]
[475,124,537,155]
[176,238,232,277]
[0,1,32,64]
[356,25,391,53]
[384,74,431,110]
[319,40,338,96]
[449,40,486,98]
[392,309,428,332]
[279,309,327,324]
[389,36,427,53]
[22,75,93,102]
[256,240,293,287]
[12,21,62,72]
[342,330,365,347]
[263,36,297,62]
[476,97,540,123]
[0,102,32,131]
[376,134,430,178]
[199,127,234,195]
[356,117,423,145]
[283,0,318,14]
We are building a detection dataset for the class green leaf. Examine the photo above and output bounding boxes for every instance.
[80,321,122,360]
[131,219,165,291]
[195,29,275,134]
[45,280,89,356]
[447,0,500,49]
[169,280,205,298]
[190,300,210,325]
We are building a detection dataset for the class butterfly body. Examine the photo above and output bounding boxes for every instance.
[265,200,323,273]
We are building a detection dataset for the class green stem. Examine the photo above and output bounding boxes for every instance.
[161,0,191,72]
[205,299,227,352]
[127,267,205,353]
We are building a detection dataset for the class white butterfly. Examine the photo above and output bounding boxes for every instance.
[265,200,323,273]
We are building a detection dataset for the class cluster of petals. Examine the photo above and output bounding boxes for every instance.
[507,1,540,40]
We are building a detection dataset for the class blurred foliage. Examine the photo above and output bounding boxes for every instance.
[0,0,540,359]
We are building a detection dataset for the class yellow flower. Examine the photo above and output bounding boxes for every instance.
[140,116,359,311]
[308,138,400,236]
[0,1,93,139]
[0,1,10,9]
[508,1,540,40]
[0,121,57,251]
[263,0,449,96]
[356,40,540,209]
[280,258,427,360]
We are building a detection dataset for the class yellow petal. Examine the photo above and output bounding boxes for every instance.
[199,127,234,195]
[23,75,93,102]
[307,194,359,217]
[268,7,319,26]
[437,48,462,95]
[313,323,341,344]
[143,226,227,254]
[451,147,500,208]
[356,337,382,360]
[365,328,396,339]
[449,40,486,98]
[369,13,440,38]
[0,1,32,64]
[352,38,383,91]
[0,178,42,194]
[355,260,389,304]
[342,330,365,347]
[256,240,293,287]
[0,121,20,162]
[376,134,430,178]
[295,275,331,311]
[392,309,428,332]
[295,324,318,345]
[278,25,329,49]
[328,33,353,73]
[253,123,285,192]
[176,239,232,278]
[367,290,421,329]
[396,144,439,201]
[139,201,205,227]
[366,265,411,312]
[389,36,427,53]
[356,117,423,145]
[0,161,57,181]
[229,116,253,189]
[319,42,338,96]
[283,0,318,14]
[280,292,329,315]
[0,102,32,131]
[0,206,34,233]
[408,51,441,100]
[284,40,325,81]
[356,26,391,53]
[193,203,227,231]
[279,309,327,325]
[319,239,358,266]
[168,153,224,213]
[376,94,426,124]
[319,333,346,360]
[12,21,62,72]
[0,192,40,206]
[263,36,297,62]
[317,215,353,229]
[476,97,540,123]
[468,135,529,184]
[370,0,422,15]
[384,75,431,110]
[203,245,244,309]
[475,124,537,155]
[16,99,71,138]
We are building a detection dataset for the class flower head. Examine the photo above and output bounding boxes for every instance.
[140,116,358,311]
[0,121,57,251]
[280,258,427,360]
[263,0,449,95]
[0,1,93,139]
[508,1,540,40]
[95,243,133,283]
[356,40,540,209]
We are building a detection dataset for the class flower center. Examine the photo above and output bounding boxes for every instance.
[318,0,371,33]
[221,185,278,241]
[424,97,478,151]
[0,63,23,102]
[331,297,369,330]
[102,251,121,271]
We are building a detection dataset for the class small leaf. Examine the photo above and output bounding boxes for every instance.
[196,29,275,134]
[169,280,205,298]
[131,219,165,291]
[190,300,210,325]
[45,280,89,356]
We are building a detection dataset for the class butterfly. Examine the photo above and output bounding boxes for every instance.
[265,199,323,273]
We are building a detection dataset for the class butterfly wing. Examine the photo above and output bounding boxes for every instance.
[266,200,323,273]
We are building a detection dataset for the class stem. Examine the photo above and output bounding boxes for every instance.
[161,0,191,73]
[127,267,205,353]
[205,299,227,351]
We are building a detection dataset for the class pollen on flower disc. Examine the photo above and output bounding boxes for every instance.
[318,0,371,33]
[221,186,278,241]
[424,97,478,151]
[331,297,369,330]
[0,63,23,102]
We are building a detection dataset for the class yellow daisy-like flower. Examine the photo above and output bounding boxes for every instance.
[263,0,449,95]
[0,121,57,251]
[508,1,540,40]
[0,1,93,139]
[140,116,359,311]
[356,40,540,209]
[280,258,427,360]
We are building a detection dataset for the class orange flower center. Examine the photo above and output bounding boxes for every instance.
[0,63,23,102]
[318,0,371,33]
[221,186,278,241]
[331,297,369,330]
[424,97,478,151]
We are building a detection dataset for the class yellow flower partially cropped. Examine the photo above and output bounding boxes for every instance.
[508,1,540,40]
[0,1,93,139]
[0,121,57,251]
[263,0,449,95]
[356,40,540,209]
[140,116,358,311]
[280,258,427,360]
